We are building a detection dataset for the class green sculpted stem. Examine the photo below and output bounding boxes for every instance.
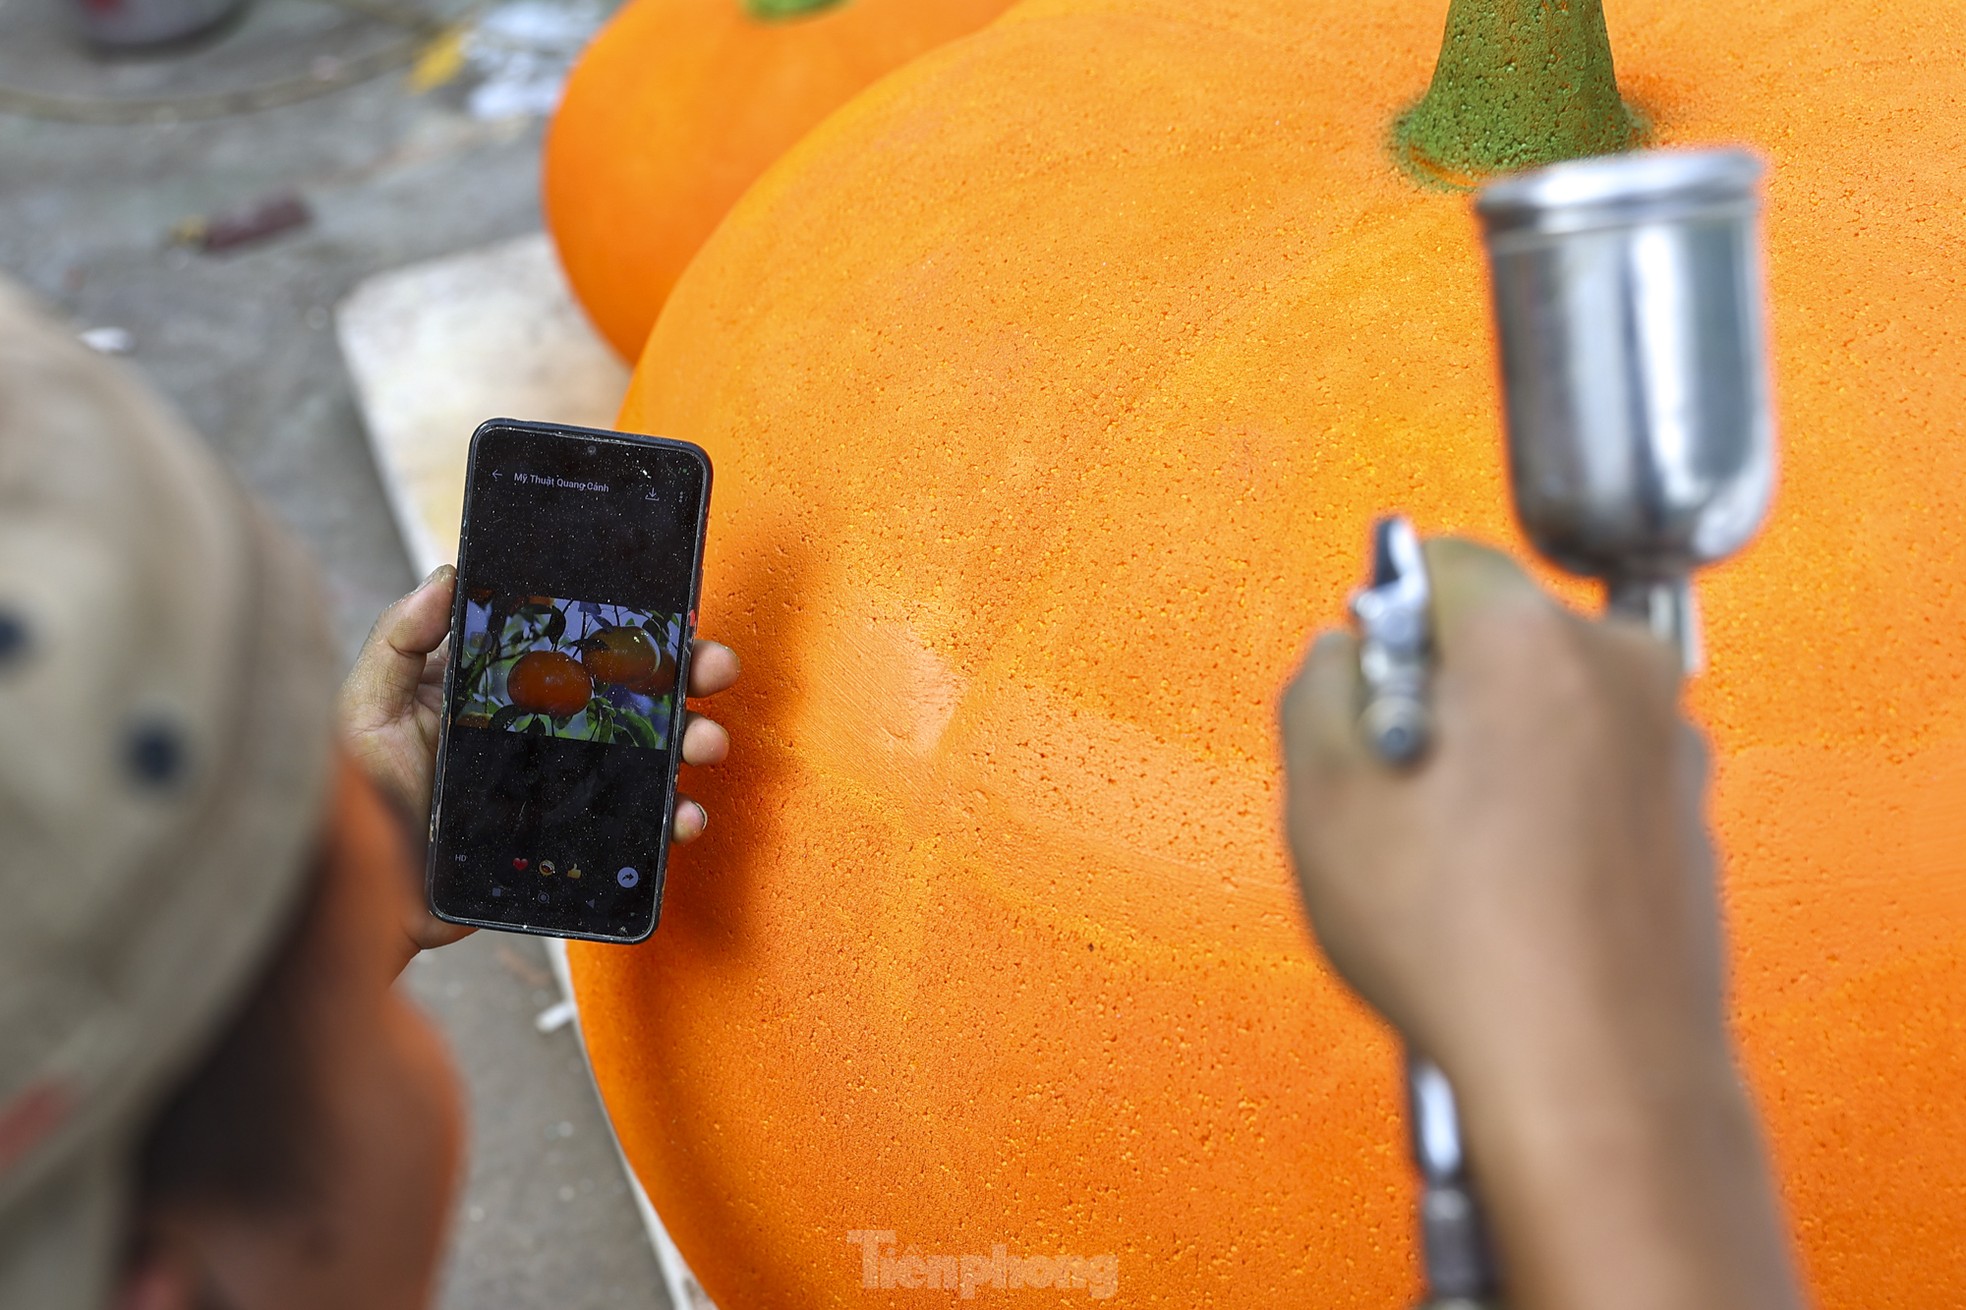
[1395,0,1643,189]
[745,0,847,18]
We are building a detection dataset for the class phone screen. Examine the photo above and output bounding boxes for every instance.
[427,420,710,942]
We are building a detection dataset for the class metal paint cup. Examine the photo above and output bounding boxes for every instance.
[1475,149,1776,662]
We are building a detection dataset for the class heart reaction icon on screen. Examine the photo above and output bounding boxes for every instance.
[512,858,529,871]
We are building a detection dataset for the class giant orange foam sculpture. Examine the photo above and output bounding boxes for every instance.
[542,0,1014,360]
[571,0,1966,1304]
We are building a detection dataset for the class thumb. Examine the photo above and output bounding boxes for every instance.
[341,565,455,729]
[1418,536,1550,653]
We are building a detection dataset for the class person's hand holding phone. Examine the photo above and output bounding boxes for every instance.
[340,562,741,953]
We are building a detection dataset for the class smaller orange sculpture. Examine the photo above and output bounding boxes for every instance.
[542,0,1016,361]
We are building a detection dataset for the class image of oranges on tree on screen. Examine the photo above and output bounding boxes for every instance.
[453,592,682,748]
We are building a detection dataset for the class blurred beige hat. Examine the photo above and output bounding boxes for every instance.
[0,280,338,1309]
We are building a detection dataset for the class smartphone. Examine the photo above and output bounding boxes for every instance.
[426,419,712,943]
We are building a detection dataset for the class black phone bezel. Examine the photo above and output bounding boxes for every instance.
[424,417,713,945]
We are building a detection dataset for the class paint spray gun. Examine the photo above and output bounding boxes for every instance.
[1351,148,1777,1309]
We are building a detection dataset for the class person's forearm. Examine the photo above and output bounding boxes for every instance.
[1457,1017,1805,1310]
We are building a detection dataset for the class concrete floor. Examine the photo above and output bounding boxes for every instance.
[0,4,668,1306]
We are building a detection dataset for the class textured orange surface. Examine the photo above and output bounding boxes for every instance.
[541,0,1014,360]
[570,0,1966,1304]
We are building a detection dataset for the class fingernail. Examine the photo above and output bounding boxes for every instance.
[419,563,454,592]
[690,802,709,832]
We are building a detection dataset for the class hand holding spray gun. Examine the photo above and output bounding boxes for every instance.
[1288,149,1805,1310]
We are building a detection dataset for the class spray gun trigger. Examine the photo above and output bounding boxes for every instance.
[1370,515,1400,588]
[1350,516,1435,768]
